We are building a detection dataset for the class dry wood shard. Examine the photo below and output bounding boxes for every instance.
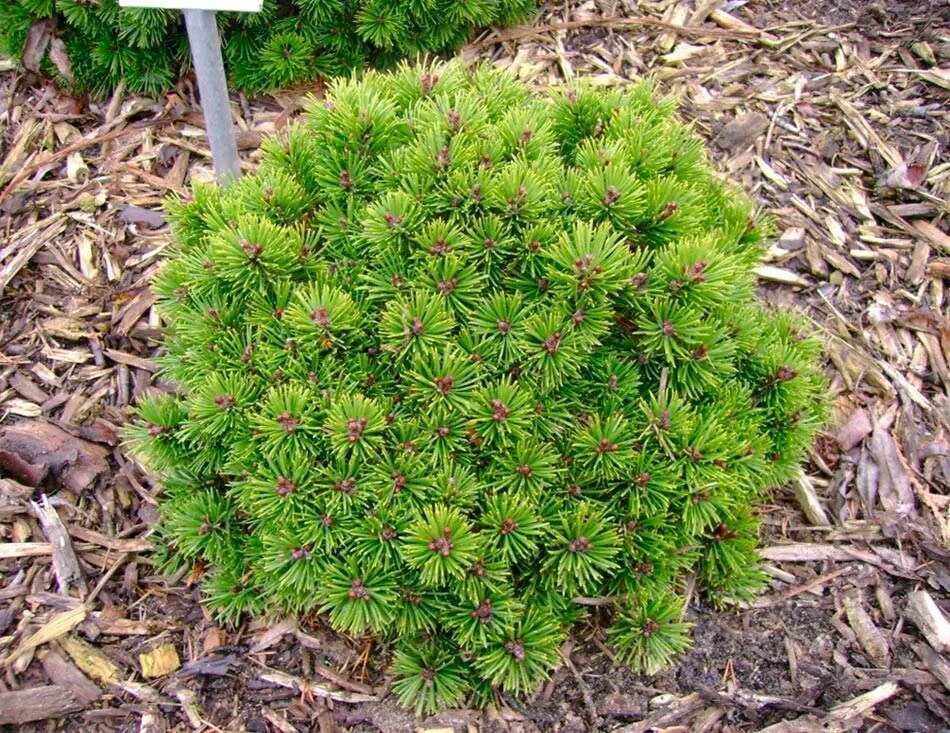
[0,685,84,725]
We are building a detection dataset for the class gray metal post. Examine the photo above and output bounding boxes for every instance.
[182,9,241,183]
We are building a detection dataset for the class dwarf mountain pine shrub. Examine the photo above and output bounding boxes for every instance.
[0,0,536,95]
[129,61,827,714]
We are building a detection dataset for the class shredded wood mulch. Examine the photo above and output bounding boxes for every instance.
[1,1,948,731]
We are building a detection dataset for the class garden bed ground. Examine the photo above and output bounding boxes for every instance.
[1,0,948,731]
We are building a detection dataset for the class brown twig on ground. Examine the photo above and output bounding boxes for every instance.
[467,15,763,51]
[0,115,177,205]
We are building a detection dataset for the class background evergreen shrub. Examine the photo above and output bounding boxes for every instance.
[129,61,828,714]
[0,0,537,95]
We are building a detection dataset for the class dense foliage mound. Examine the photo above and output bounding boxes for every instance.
[0,0,536,95]
[129,61,827,714]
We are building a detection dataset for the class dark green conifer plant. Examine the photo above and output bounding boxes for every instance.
[128,60,827,714]
[0,0,537,96]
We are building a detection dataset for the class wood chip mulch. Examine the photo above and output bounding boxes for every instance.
[1,1,948,731]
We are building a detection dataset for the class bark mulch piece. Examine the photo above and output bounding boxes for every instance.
[1,0,948,730]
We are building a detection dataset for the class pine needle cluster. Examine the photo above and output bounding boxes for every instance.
[128,61,827,714]
[0,0,536,96]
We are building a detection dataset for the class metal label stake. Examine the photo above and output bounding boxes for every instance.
[118,0,262,184]
[182,9,240,183]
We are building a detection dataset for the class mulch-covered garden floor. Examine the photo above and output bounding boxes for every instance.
[1,0,948,731]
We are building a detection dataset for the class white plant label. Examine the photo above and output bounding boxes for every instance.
[118,0,261,12]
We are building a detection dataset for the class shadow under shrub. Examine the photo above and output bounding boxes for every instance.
[128,60,827,714]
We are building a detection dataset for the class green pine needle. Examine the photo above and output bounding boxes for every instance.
[609,592,694,675]
[2,0,541,96]
[392,638,470,715]
[128,60,828,715]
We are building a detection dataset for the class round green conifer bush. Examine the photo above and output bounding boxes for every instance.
[129,61,828,714]
[0,0,537,96]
